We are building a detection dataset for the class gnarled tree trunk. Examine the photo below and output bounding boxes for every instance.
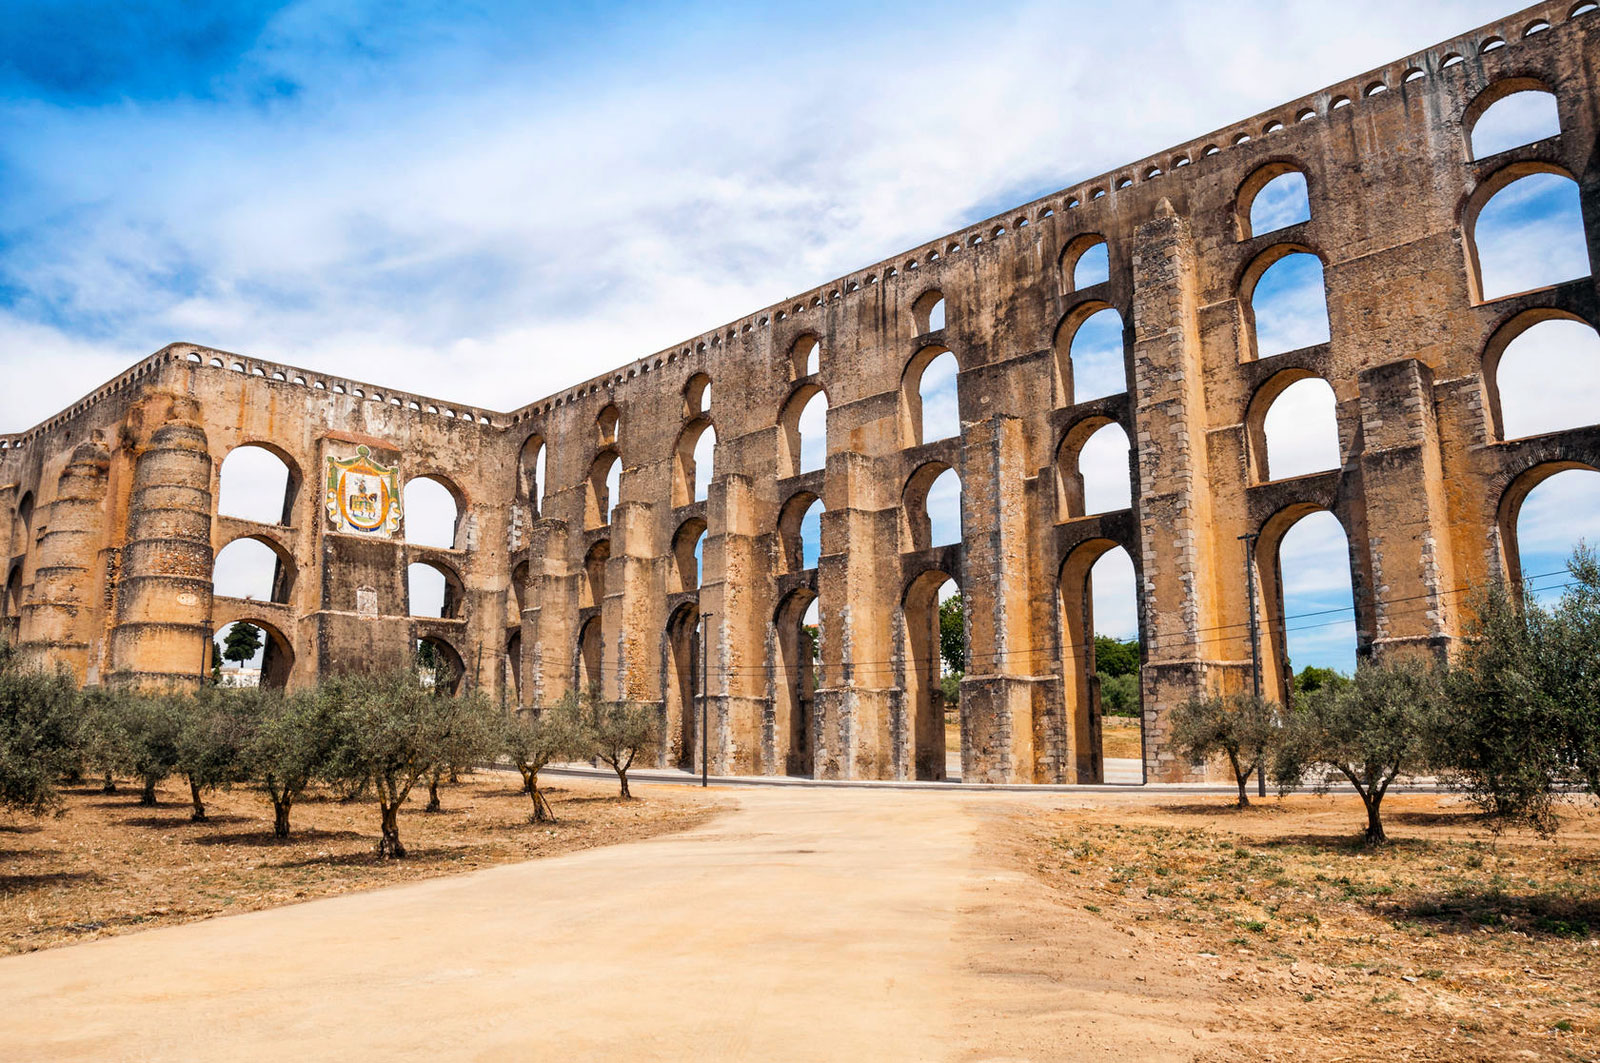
[188,778,207,822]
[376,801,405,858]
[140,775,158,806]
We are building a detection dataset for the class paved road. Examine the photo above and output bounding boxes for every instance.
[0,786,1216,1062]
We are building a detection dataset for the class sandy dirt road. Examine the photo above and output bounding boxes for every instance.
[0,787,1219,1062]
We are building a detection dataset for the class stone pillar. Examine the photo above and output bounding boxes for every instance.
[611,498,663,703]
[813,450,898,779]
[18,438,111,681]
[701,473,766,774]
[1128,200,1232,782]
[520,517,573,707]
[958,414,1038,783]
[108,403,214,688]
[1354,359,1454,656]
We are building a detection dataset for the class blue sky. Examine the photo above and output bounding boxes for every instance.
[4,1,1593,674]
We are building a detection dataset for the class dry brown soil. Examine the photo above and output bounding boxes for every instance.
[1001,791,1600,1062]
[0,771,725,955]
[1102,715,1142,759]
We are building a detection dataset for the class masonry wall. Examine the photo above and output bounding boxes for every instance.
[1,0,1596,783]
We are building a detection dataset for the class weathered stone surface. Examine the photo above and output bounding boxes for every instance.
[1,2,1595,782]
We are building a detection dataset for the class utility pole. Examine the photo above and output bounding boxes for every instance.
[1238,532,1265,797]
[700,611,713,788]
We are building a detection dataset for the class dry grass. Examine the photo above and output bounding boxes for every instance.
[1011,792,1600,1061]
[1101,715,1142,760]
[0,771,727,956]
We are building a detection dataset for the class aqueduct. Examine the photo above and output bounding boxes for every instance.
[1,1,1597,783]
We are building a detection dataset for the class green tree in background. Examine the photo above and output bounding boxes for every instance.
[939,594,965,675]
[222,623,263,668]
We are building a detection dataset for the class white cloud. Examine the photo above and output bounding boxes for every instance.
[1262,377,1340,479]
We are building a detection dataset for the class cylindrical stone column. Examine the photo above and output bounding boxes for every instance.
[108,410,213,688]
[18,438,111,680]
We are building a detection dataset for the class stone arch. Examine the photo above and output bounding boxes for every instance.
[588,448,622,527]
[12,491,33,548]
[900,568,960,781]
[416,634,466,695]
[771,586,819,777]
[1053,301,1127,406]
[403,473,466,549]
[510,559,529,621]
[218,442,301,526]
[582,539,611,609]
[212,533,293,604]
[1245,369,1342,482]
[672,419,715,507]
[901,345,960,446]
[777,491,823,572]
[211,616,295,690]
[595,403,620,448]
[1057,537,1141,784]
[683,373,711,417]
[1060,420,1132,517]
[576,616,603,696]
[2,564,21,639]
[1236,161,1312,240]
[517,433,547,510]
[1464,163,1591,304]
[1495,459,1600,589]
[912,289,946,334]
[1481,309,1600,440]
[1240,245,1330,359]
[790,334,821,379]
[778,383,828,478]
[903,461,961,552]
[662,603,701,770]
[1463,77,1561,160]
[670,519,706,593]
[505,629,522,707]
[1059,234,1109,293]
[407,559,464,619]
[1254,504,1360,702]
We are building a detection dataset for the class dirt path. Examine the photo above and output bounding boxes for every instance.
[0,787,1219,1062]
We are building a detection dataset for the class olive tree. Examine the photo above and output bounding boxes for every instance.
[1273,656,1444,843]
[175,687,254,821]
[101,690,184,806]
[501,694,586,821]
[1169,691,1284,807]
[583,698,658,799]
[248,688,338,839]
[0,643,81,816]
[422,690,497,813]
[324,670,464,858]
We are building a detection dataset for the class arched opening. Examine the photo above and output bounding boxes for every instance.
[1257,375,1341,480]
[211,619,294,690]
[1467,83,1561,160]
[1499,463,1600,600]
[673,421,715,507]
[12,492,33,550]
[772,589,819,777]
[1469,169,1590,302]
[903,347,960,445]
[403,475,462,549]
[407,560,464,619]
[1,565,21,641]
[582,539,611,609]
[902,570,959,781]
[778,492,823,572]
[1058,540,1142,785]
[1259,507,1358,703]
[416,635,465,695]
[1078,422,1132,515]
[904,463,962,551]
[588,450,621,527]
[1061,235,1109,292]
[510,559,529,620]
[913,290,946,334]
[1239,165,1311,240]
[1055,304,1127,404]
[518,435,546,511]
[505,630,522,708]
[671,521,706,592]
[1245,249,1330,358]
[780,385,829,477]
[212,536,292,603]
[218,445,298,525]
[576,617,602,696]
[663,604,702,770]
[595,404,619,447]
[791,335,820,378]
[684,373,711,417]
[1485,313,1600,439]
